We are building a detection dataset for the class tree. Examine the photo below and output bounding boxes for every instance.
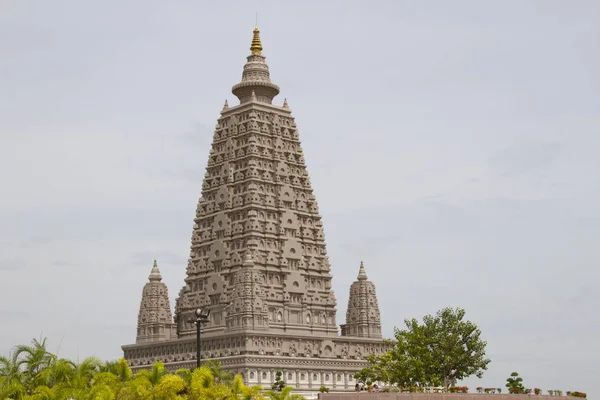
[427,307,490,388]
[0,353,25,398]
[135,361,167,386]
[506,372,525,394]
[13,338,56,392]
[204,360,233,386]
[354,352,397,386]
[356,307,490,389]
[271,371,285,392]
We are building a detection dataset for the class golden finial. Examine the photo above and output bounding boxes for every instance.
[250,25,263,55]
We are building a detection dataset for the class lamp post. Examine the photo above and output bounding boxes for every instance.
[194,308,210,369]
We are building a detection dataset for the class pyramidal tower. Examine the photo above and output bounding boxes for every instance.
[122,27,386,391]
[135,261,177,344]
[341,262,382,338]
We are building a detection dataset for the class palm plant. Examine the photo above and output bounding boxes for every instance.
[174,368,192,386]
[13,338,56,393]
[0,353,24,388]
[100,359,131,383]
[231,375,265,400]
[1,338,303,400]
[205,360,234,386]
[134,361,167,386]
[265,386,305,400]
[35,358,76,388]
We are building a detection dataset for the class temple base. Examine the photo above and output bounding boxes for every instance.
[122,330,387,391]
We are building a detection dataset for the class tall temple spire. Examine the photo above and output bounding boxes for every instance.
[231,26,280,104]
[173,26,337,339]
[341,261,382,338]
[136,260,177,344]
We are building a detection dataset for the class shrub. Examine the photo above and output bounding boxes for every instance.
[506,372,525,394]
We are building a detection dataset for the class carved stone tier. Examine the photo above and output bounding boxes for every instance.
[122,331,389,390]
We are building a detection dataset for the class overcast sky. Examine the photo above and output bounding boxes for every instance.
[1,0,599,396]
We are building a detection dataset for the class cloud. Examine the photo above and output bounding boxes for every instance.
[488,141,562,177]
[0,259,24,271]
[0,309,30,320]
[162,168,204,184]
[20,236,54,248]
[50,261,78,268]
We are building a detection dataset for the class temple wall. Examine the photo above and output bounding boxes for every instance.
[122,333,390,390]
[123,333,388,369]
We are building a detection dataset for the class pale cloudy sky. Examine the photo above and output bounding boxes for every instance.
[1,0,599,396]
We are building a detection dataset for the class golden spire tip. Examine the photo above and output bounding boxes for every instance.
[250,23,263,55]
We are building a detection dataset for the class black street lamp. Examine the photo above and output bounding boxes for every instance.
[193,308,210,369]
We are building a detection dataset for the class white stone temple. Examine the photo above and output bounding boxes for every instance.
[122,26,386,392]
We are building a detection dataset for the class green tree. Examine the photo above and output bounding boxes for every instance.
[271,371,285,392]
[354,352,396,385]
[506,372,525,394]
[13,338,56,393]
[204,360,233,386]
[0,352,26,399]
[356,307,490,389]
[428,307,490,388]
[134,361,167,387]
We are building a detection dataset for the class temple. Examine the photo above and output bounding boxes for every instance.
[122,26,387,391]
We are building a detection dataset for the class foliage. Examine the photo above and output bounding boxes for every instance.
[264,386,305,400]
[0,338,305,400]
[567,391,587,398]
[271,371,285,392]
[204,360,233,386]
[506,371,525,394]
[355,307,490,389]
[318,385,329,393]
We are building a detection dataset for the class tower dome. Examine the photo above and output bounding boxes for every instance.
[231,25,280,104]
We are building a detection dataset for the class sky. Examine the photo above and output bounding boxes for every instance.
[1,0,599,396]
